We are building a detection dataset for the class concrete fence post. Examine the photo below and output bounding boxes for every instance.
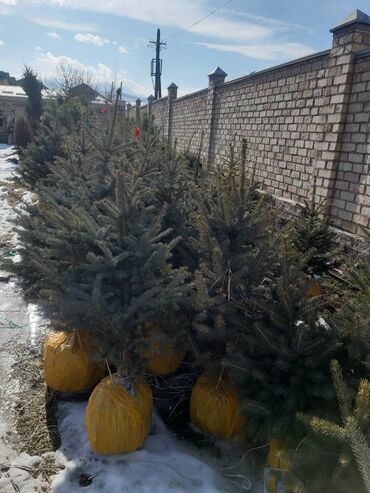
[313,10,370,222]
[135,98,141,123]
[204,67,227,168]
[147,94,155,121]
[166,82,178,144]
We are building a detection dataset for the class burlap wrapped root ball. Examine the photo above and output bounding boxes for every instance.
[266,438,292,493]
[140,325,186,375]
[190,373,245,439]
[43,330,106,393]
[85,375,153,454]
[306,280,322,298]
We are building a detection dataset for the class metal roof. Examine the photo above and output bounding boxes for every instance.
[0,85,106,104]
[0,85,26,98]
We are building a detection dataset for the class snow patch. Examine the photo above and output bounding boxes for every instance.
[27,303,47,345]
[52,402,233,493]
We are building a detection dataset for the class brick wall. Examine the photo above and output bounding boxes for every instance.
[210,53,331,204]
[133,14,370,236]
[150,97,168,137]
[330,52,370,233]
[171,90,208,155]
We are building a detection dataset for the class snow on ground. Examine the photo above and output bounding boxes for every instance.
[53,404,236,493]
[0,144,18,243]
[0,145,264,493]
[0,145,49,492]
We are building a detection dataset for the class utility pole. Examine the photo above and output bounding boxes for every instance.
[149,29,166,100]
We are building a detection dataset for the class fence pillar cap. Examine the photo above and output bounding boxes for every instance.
[330,9,370,33]
[167,82,178,99]
[148,94,155,103]
[208,67,227,86]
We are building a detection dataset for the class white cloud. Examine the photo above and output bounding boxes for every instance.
[48,31,62,40]
[35,45,42,51]
[74,33,109,46]
[121,77,152,99]
[118,46,129,55]
[26,0,272,42]
[0,0,17,4]
[0,40,4,46]
[30,17,97,32]
[195,41,314,61]
[112,41,118,45]
[188,17,269,42]
[35,51,113,81]
[221,8,314,34]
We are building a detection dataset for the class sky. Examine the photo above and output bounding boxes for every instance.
[0,0,370,101]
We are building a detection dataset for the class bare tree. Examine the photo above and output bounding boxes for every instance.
[48,61,99,96]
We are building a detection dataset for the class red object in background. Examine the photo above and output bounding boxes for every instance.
[134,127,140,138]
[99,106,108,113]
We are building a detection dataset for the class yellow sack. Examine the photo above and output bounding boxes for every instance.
[43,330,106,393]
[266,438,292,493]
[139,325,185,375]
[306,281,321,298]
[85,375,153,454]
[190,373,245,439]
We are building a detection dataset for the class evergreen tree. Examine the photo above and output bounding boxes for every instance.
[22,171,190,379]
[10,93,134,290]
[224,249,341,443]
[21,66,43,127]
[9,95,192,382]
[181,130,204,182]
[14,117,33,148]
[190,141,278,369]
[334,229,370,381]
[291,181,341,277]
[17,98,82,188]
[149,139,199,271]
[291,360,370,493]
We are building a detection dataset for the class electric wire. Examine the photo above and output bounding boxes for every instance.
[163,0,233,41]
[164,0,300,74]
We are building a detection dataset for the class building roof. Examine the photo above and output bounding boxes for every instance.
[69,83,101,100]
[0,85,27,98]
[0,85,58,100]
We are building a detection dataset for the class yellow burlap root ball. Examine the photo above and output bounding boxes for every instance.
[306,281,322,298]
[145,343,185,375]
[43,330,106,393]
[140,327,185,375]
[190,373,245,439]
[85,375,153,454]
[266,438,292,493]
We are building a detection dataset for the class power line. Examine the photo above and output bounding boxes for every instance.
[169,44,217,65]
[166,2,298,72]
[163,0,233,41]
[214,1,298,41]
[163,0,300,43]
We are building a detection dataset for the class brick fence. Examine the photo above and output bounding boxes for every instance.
[128,11,370,236]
